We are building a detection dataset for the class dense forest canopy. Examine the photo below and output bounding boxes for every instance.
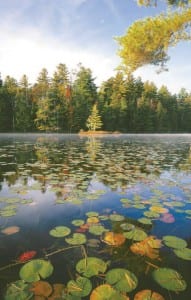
[0,63,191,133]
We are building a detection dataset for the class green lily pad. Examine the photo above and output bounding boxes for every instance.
[133,204,145,209]
[123,228,147,241]
[109,214,125,222]
[143,211,160,218]
[90,284,129,300]
[76,257,107,278]
[19,259,54,282]
[138,217,152,225]
[89,225,108,236]
[152,268,187,292]
[4,280,33,300]
[65,233,87,245]
[99,215,109,221]
[120,223,135,231]
[174,247,191,260]
[49,226,71,237]
[106,268,138,293]
[86,211,99,217]
[67,276,92,297]
[72,220,85,226]
[162,235,187,249]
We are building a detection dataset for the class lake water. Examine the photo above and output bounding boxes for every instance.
[0,134,191,299]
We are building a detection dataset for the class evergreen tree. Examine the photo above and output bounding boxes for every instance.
[72,64,97,131]
[15,75,34,131]
[86,104,103,131]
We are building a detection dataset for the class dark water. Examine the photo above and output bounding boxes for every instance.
[0,133,191,299]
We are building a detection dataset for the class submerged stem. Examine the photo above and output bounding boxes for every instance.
[45,245,81,257]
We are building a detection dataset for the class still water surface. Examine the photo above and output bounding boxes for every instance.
[0,134,191,299]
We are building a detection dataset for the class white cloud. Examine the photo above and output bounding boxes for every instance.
[0,27,118,85]
[134,62,191,94]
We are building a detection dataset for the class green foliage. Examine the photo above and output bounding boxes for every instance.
[106,268,138,293]
[86,104,103,131]
[1,63,191,133]
[19,259,54,282]
[4,280,33,300]
[152,268,187,291]
[67,277,92,297]
[49,226,71,237]
[116,9,191,73]
[76,257,108,278]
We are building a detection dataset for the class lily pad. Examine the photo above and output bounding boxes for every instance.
[174,247,191,260]
[86,211,99,217]
[72,220,85,226]
[152,268,187,291]
[67,276,92,297]
[109,214,125,222]
[150,206,169,214]
[162,235,187,249]
[134,289,165,300]
[65,233,87,245]
[87,216,100,224]
[123,228,147,241]
[76,257,107,278]
[120,223,135,231]
[19,259,54,282]
[90,284,129,300]
[106,268,138,292]
[143,211,160,218]
[30,280,52,297]
[102,232,126,246]
[160,213,175,223]
[1,226,20,235]
[49,226,71,237]
[130,237,161,260]
[48,283,65,299]
[4,280,33,300]
[89,225,107,236]
[138,217,152,225]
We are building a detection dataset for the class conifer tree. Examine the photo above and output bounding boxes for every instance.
[86,104,103,131]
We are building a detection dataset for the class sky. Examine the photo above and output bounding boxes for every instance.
[0,0,191,94]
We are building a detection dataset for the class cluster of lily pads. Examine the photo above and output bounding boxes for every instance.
[1,137,190,194]
[1,137,191,299]
[2,205,191,300]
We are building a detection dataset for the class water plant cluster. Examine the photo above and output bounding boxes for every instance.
[0,135,191,299]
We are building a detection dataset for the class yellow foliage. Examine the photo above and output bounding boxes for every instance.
[102,231,126,246]
[130,236,162,259]
[116,8,191,73]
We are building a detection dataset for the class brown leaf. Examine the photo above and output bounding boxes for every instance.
[31,281,52,297]
[130,237,161,259]
[1,226,20,235]
[134,289,165,300]
[48,283,65,300]
[102,232,126,246]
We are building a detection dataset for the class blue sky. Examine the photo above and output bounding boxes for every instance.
[0,0,190,93]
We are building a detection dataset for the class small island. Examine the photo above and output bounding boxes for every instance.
[78,130,121,136]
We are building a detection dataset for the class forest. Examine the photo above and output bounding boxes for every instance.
[1,0,191,134]
[0,62,191,133]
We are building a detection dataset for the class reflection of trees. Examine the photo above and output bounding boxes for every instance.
[178,145,191,172]
[1,137,191,192]
[85,137,101,161]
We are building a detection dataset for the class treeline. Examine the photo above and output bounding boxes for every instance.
[0,63,191,133]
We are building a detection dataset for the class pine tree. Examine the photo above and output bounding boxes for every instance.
[86,104,103,131]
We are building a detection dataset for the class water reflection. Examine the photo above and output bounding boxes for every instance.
[0,134,191,192]
[0,134,191,299]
